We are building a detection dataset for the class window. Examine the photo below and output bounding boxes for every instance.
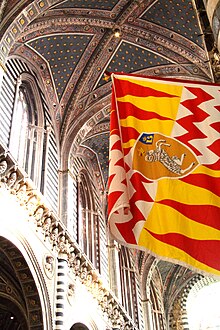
[9,75,45,188]
[10,88,29,166]
[77,170,100,269]
[119,246,139,323]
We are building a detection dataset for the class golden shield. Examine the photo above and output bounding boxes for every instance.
[132,133,199,180]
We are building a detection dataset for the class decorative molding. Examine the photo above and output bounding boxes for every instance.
[43,254,55,279]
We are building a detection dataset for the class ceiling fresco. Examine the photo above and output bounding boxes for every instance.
[141,0,203,46]
[27,34,93,99]
[97,40,173,87]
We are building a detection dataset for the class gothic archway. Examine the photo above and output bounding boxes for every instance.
[0,236,44,329]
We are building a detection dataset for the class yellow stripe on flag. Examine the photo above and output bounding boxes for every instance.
[155,178,220,207]
[138,229,220,276]
[141,203,220,239]
[120,117,174,136]
[122,139,137,149]
[193,164,220,178]
[114,74,183,97]
[117,95,180,120]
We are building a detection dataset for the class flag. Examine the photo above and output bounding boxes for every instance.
[108,73,220,277]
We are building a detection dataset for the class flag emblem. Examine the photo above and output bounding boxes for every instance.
[133,133,199,180]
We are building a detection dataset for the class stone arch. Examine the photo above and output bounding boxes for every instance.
[0,236,52,329]
[168,274,216,329]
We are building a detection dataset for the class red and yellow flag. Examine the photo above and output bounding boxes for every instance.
[108,73,220,276]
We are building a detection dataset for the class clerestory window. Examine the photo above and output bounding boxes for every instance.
[9,75,45,188]
[10,87,29,166]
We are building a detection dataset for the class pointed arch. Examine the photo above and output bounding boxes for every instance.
[9,72,45,188]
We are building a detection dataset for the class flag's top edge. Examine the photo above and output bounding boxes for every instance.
[111,72,220,87]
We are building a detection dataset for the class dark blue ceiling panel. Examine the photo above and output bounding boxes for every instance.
[141,0,203,46]
[27,34,92,99]
[97,41,172,87]
[108,42,172,71]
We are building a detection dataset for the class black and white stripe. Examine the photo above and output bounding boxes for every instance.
[55,258,69,330]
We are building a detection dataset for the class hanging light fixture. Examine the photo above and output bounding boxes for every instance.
[113,27,121,38]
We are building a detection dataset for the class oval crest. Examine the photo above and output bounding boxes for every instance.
[132,133,199,180]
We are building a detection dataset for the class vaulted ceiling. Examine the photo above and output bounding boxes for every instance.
[1,3,212,115]
[0,0,213,193]
[0,0,214,202]
[3,0,213,187]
